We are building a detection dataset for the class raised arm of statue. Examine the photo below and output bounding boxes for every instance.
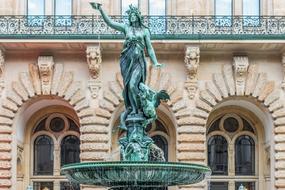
[90,2,125,33]
[144,29,163,67]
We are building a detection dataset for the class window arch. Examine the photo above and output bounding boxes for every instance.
[207,113,257,190]
[32,113,80,190]
[208,135,228,175]
[60,135,80,166]
[34,135,54,175]
[235,135,255,176]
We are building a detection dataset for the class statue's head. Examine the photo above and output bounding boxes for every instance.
[126,4,143,26]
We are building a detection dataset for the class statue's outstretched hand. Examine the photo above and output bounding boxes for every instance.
[153,63,164,68]
[90,2,102,10]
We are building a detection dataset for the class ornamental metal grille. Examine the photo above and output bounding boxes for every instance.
[1,15,285,39]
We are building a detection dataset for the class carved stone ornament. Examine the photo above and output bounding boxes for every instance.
[185,46,200,81]
[233,56,249,95]
[282,54,285,90]
[88,79,102,98]
[37,56,54,95]
[184,46,200,99]
[86,45,102,80]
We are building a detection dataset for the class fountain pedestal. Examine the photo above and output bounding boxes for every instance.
[119,114,153,161]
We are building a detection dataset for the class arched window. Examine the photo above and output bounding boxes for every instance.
[34,135,54,175]
[61,135,80,166]
[152,135,168,160]
[208,135,228,175]
[207,113,257,190]
[32,113,80,190]
[121,0,139,15]
[235,135,255,175]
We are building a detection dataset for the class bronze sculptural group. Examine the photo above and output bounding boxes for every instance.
[90,2,170,161]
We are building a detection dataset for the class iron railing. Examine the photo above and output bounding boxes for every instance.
[1,15,285,40]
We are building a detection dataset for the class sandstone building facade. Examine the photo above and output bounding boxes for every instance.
[0,0,285,190]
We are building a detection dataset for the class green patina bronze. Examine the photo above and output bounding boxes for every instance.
[91,2,170,162]
[61,161,211,189]
[61,3,211,189]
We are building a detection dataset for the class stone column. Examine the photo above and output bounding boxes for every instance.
[81,45,107,190]
[178,46,206,190]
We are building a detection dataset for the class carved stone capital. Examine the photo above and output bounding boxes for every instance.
[88,79,102,99]
[0,49,4,77]
[185,46,200,81]
[233,56,249,95]
[86,45,102,80]
[37,56,54,95]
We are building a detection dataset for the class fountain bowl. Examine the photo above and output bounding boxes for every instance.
[61,161,211,189]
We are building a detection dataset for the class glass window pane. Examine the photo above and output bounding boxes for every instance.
[151,135,168,161]
[55,0,72,15]
[243,0,260,26]
[34,135,54,175]
[28,0,45,15]
[33,182,53,190]
[210,182,228,190]
[122,0,138,15]
[208,135,228,175]
[60,182,80,190]
[223,117,239,133]
[215,0,232,15]
[27,0,45,26]
[235,135,255,175]
[215,0,232,26]
[148,0,166,34]
[235,182,256,190]
[149,0,166,15]
[243,0,259,15]
[61,135,80,166]
[55,0,72,26]
[208,118,221,134]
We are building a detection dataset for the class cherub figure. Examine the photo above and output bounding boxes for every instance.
[138,83,170,127]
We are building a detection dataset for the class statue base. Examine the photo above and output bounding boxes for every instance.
[119,113,153,161]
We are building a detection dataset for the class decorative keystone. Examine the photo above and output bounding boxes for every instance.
[184,46,200,99]
[233,56,249,95]
[37,56,55,95]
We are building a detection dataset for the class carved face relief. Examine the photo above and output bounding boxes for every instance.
[185,47,200,80]
[86,46,102,79]
[233,56,249,76]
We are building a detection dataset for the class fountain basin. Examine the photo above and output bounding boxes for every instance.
[61,161,211,188]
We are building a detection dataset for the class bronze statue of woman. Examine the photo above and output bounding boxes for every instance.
[91,2,169,161]
[91,2,162,115]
